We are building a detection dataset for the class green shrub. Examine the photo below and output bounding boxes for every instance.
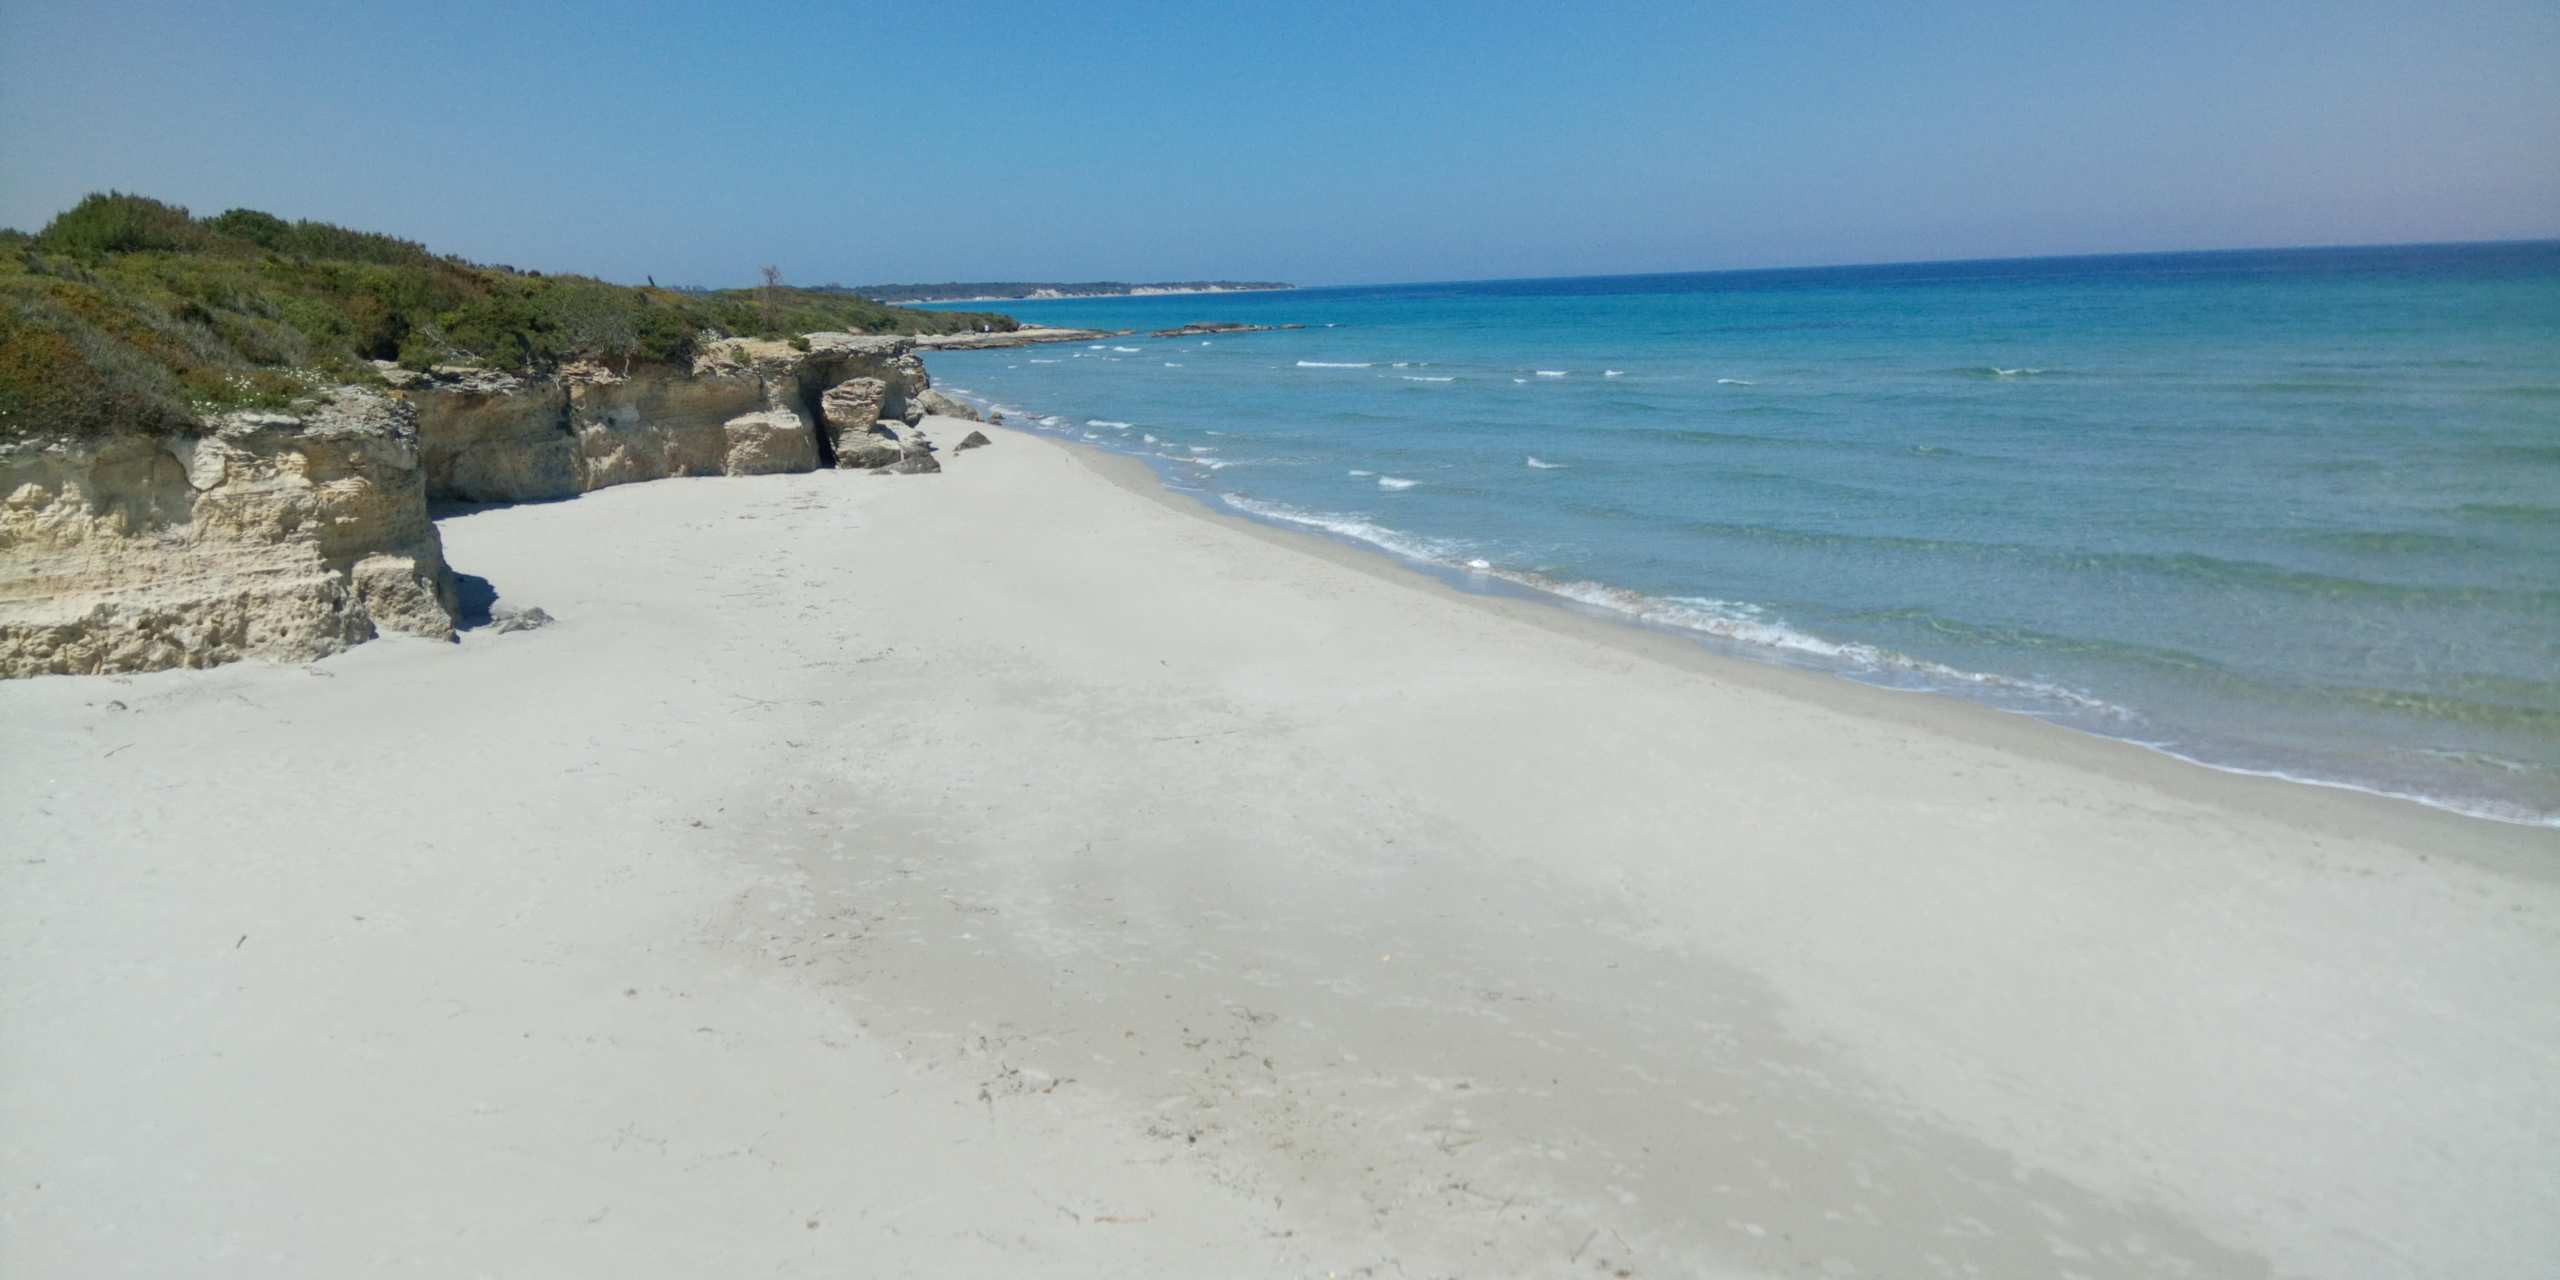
[34,193,207,257]
[202,208,292,250]
[0,190,1021,440]
[0,293,194,437]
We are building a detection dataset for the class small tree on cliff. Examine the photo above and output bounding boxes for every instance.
[759,265,783,332]
[552,281,639,374]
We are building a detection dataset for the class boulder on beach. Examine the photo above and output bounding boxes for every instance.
[821,378,897,468]
[956,430,992,452]
[880,442,941,475]
[915,388,983,422]
[490,606,555,634]
[719,409,818,476]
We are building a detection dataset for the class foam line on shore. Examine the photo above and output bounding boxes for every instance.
[934,385,2559,828]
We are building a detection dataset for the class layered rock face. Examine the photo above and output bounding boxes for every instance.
[400,366,579,502]
[401,333,938,500]
[0,388,457,677]
[3,333,960,678]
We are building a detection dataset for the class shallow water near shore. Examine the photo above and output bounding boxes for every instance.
[921,244,2560,826]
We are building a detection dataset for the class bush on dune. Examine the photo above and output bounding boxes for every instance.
[0,192,1016,439]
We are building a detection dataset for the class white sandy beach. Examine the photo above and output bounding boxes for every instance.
[4,418,2555,1278]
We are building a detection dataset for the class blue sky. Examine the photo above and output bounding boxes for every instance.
[3,1,2554,286]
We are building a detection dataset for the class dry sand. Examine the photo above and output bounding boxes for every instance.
[5,418,2555,1278]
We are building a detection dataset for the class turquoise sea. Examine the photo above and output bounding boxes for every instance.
[919,244,2560,826]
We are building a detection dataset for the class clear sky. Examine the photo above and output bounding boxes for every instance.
[3,1,2554,286]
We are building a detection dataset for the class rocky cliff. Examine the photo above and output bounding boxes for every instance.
[399,332,935,502]
[1,387,456,675]
[2,333,967,677]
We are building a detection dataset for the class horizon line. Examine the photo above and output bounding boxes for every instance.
[1207,235,2560,295]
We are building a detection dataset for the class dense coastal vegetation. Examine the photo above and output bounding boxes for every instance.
[0,193,1015,438]
[843,280,1293,303]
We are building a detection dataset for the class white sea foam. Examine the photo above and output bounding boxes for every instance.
[1164,361,1183,367]
[1498,578,2133,718]
[1142,433,1158,444]
[1188,445,1213,453]
[1604,369,1625,377]
[1377,476,1418,490]
[1512,377,1528,384]
[1218,494,1466,562]
[1027,358,1058,364]
[1401,375,1455,383]
[1087,419,1133,429]
[1113,346,1141,352]
[1348,469,1375,477]
[1213,489,2133,726]
[1717,377,1755,386]
[1992,367,2044,377]
[1535,370,1568,378]
[1525,456,1566,469]
[1040,415,1070,428]
[1298,360,1374,368]
[2125,746,2560,829]
[1087,344,1105,350]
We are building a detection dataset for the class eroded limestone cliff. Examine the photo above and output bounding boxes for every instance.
[2,333,966,678]
[1,387,456,675]
[398,333,933,501]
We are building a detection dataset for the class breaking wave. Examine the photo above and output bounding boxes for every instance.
[1217,494,1469,562]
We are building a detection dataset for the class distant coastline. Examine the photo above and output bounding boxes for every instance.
[846,281,1295,305]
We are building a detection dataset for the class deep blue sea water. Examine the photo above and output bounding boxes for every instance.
[918,244,2560,826]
